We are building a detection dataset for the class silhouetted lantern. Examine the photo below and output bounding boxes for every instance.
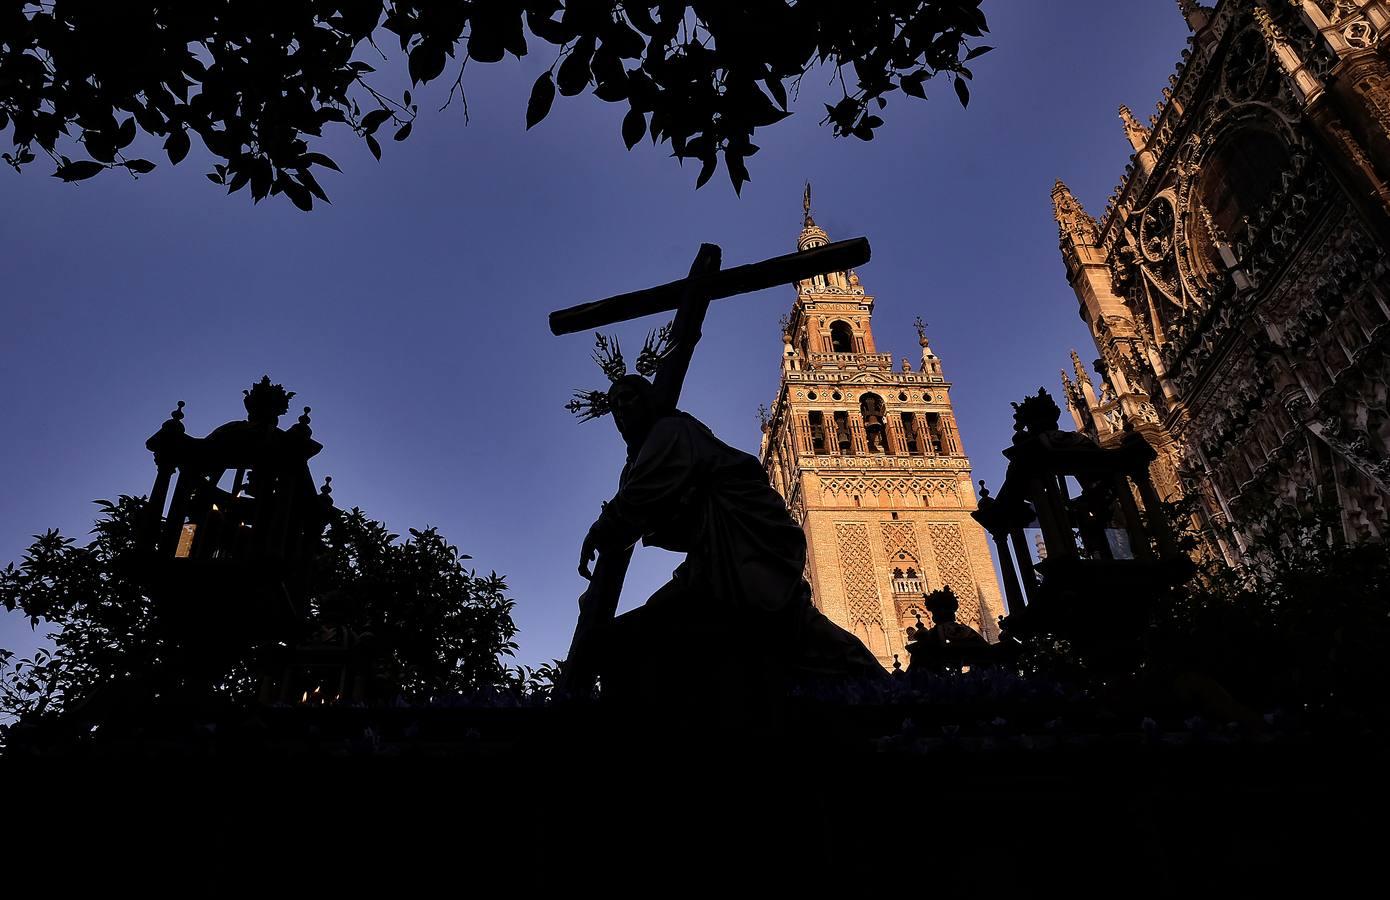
[972,389,1193,660]
[139,377,335,662]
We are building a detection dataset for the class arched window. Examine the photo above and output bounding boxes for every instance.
[901,412,920,455]
[860,392,886,452]
[834,411,852,453]
[829,320,854,353]
[808,411,827,454]
[1198,128,1291,250]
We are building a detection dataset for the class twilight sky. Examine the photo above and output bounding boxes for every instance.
[0,1,1191,667]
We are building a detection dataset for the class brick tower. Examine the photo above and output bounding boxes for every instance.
[760,188,1005,667]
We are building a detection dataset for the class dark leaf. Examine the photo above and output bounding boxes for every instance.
[408,44,448,85]
[54,161,105,182]
[361,109,391,135]
[469,15,507,63]
[85,132,116,163]
[953,77,970,108]
[164,128,191,164]
[694,155,716,189]
[557,36,595,96]
[250,159,272,202]
[366,134,382,161]
[299,169,330,203]
[116,117,136,149]
[766,77,787,110]
[726,152,749,195]
[621,107,645,150]
[591,50,627,102]
[282,177,313,211]
[123,159,156,174]
[526,72,556,129]
[301,152,341,172]
[964,45,994,61]
[393,121,412,142]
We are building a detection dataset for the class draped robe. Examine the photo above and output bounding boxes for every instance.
[592,412,881,678]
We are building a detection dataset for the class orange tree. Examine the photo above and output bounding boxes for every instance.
[0,496,525,733]
[0,1,990,205]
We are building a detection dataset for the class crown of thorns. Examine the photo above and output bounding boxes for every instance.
[565,325,675,421]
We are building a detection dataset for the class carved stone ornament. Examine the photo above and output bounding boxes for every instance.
[1222,27,1271,102]
[1140,197,1176,263]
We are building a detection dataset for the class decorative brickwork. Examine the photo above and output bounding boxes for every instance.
[834,522,887,656]
[760,195,1004,667]
[929,523,980,630]
[1052,2,1390,560]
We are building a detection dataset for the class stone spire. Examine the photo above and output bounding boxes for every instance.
[1070,349,1093,386]
[1253,5,1286,45]
[1070,349,1101,410]
[1060,368,1086,430]
[1052,180,1099,246]
[1119,105,1151,152]
[1254,5,1325,103]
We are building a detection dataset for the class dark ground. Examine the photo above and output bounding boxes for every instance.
[9,700,1383,893]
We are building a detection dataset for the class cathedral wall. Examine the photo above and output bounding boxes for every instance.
[1054,0,1390,556]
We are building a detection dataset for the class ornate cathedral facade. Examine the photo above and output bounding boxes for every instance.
[1053,0,1390,561]
[760,196,1004,668]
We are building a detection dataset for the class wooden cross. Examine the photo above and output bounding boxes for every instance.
[550,236,872,697]
[548,237,871,336]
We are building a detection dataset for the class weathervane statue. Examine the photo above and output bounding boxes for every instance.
[549,204,882,696]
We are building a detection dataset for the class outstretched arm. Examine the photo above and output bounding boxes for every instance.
[578,417,697,577]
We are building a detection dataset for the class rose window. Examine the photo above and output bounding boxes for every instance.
[1223,28,1270,100]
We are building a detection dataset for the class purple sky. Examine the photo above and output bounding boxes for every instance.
[0,1,1190,668]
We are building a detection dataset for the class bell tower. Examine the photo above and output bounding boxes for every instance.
[761,188,1005,668]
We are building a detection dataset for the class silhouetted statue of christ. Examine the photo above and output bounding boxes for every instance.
[553,239,882,698]
[577,374,882,686]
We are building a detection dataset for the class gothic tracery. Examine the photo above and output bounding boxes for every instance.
[1053,1,1390,559]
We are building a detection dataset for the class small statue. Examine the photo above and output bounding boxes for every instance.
[905,586,990,674]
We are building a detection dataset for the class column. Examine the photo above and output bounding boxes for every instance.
[885,417,906,456]
[942,414,962,455]
[849,413,868,454]
[914,415,935,456]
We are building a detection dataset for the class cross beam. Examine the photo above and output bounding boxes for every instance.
[547,237,871,336]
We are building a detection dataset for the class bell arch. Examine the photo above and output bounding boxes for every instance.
[829,320,855,353]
